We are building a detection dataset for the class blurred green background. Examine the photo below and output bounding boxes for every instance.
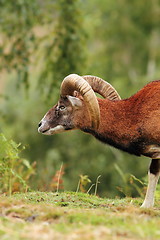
[0,0,160,197]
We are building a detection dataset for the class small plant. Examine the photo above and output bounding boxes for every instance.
[0,133,36,195]
[76,175,91,193]
[114,163,145,197]
[86,175,101,195]
[76,174,102,195]
[50,163,64,192]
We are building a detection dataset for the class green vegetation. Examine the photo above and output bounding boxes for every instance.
[0,134,35,195]
[0,192,159,240]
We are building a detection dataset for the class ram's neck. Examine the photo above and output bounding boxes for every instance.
[83,98,142,156]
[98,98,129,140]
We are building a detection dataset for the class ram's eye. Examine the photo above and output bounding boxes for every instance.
[59,106,66,110]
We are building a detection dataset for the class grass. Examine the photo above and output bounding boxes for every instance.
[0,191,160,240]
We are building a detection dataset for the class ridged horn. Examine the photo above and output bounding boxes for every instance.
[82,75,121,100]
[60,74,100,129]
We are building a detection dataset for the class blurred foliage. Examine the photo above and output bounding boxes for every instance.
[38,0,87,99]
[0,133,36,195]
[0,0,87,98]
[0,0,39,90]
[85,0,160,98]
[101,0,160,80]
[0,0,160,197]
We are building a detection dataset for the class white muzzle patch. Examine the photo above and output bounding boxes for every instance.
[46,125,65,135]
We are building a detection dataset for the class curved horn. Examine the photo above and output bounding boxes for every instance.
[82,75,121,100]
[60,74,100,129]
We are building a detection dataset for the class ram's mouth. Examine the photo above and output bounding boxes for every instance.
[40,129,49,134]
[38,125,65,135]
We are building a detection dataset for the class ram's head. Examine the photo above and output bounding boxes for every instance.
[38,74,120,135]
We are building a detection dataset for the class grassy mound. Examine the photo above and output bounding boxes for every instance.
[0,192,159,239]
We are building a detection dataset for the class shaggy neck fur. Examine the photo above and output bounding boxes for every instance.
[82,98,146,156]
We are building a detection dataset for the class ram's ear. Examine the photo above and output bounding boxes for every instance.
[67,96,83,108]
[73,91,79,97]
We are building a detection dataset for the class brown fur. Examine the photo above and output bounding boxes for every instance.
[81,81,160,157]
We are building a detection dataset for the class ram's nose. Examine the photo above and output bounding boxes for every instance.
[38,120,50,133]
[38,121,42,128]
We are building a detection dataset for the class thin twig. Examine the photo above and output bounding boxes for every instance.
[87,183,95,194]
[94,175,101,196]
[76,179,80,193]
[56,163,63,193]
